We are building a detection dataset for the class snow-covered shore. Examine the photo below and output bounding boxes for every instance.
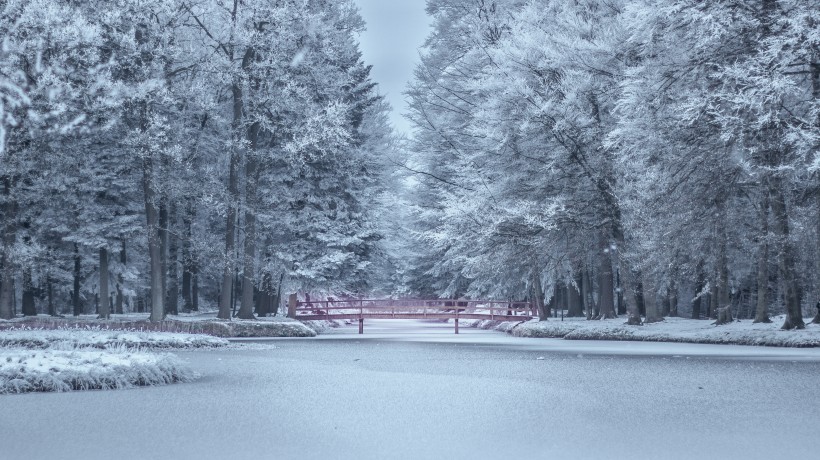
[466,315,820,348]
[0,329,214,394]
[0,349,195,394]
[0,314,316,338]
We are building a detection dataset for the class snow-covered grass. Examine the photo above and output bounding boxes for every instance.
[1,314,316,338]
[0,327,228,350]
[475,315,820,348]
[0,348,195,394]
[0,328,213,394]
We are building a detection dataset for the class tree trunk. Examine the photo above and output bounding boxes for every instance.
[166,203,179,315]
[718,214,731,317]
[116,240,125,314]
[20,268,35,316]
[143,154,164,322]
[238,123,261,320]
[582,268,595,319]
[567,270,584,317]
[595,233,615,319]
[218,82,243,320]
[159,200,169,314]
[531,269,548,321]
[754,188,771,323]
[98,247,110,319]
[618,249,642,325]
[72,243,82,316]
[692,261,705,319]
[192,263,199,312]
[0,177,16,320]
[182,199,194,312]
[668,280,678,317]
[643,275,663,323]
[770,182,804,329]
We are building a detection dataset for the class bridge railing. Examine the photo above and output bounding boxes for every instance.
[290,299,535,334]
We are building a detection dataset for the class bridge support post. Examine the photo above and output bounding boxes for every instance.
[358,318,364,334]
[455,308,459,334]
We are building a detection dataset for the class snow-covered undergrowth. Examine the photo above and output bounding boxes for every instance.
[0,328,228,350]
[302,319,343,334]
[498,316,820,348]
[1,315,316,338]
[0,349,195,394]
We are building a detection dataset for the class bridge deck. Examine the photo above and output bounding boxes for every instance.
[290,299,536,334]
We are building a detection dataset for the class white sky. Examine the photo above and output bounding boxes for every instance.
[354,0,431,135]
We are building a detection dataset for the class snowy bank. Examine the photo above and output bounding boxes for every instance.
[0,349,195,394]
[0,328,228,350]
[0,315,316,338]
[498,316,820,348]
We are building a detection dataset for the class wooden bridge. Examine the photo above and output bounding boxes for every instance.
[287,298,536,334]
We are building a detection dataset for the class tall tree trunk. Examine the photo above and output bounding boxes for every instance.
[47,275,55,316]
[143,154,164,322]
[72,243,82,316]
[770,181,804,329]
[192,263,199,312]
[166,203,179,315]
[0,177,16,320]
[668,280,678,317]
[115,240,125,314]
[812,49,820,324]
[717,211,731,316]
[218,82,243,320]
[98,247,110,319]
[159,200,169,314]
[596,232,615,319]
[692,261,705,319]
[531,269,548,321]
[238,123,261,320]
[21,268,35,316]
[643,275,662,323]
[582,268,595,319]
[182,199,194,312]
[754,188,771,323]
[567,269,584,317]
[617,247,642,325]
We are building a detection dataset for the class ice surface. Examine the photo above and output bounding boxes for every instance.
[2,320,818,459]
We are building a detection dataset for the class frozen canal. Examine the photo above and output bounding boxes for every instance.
[3,319,819,460]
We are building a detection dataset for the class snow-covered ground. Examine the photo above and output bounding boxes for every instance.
[2,320,817,460]
[0,329,218,394]
[0,328,228,350]
[1,313,317,338]
[0,349,194,394]
[461,315,820,347]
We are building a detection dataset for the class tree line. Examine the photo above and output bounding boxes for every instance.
[0,0,396,321]
[401,0,820,329]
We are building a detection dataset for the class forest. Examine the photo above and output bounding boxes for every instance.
[1,0,819,331]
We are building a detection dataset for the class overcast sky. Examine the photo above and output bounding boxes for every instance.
[354,0,431,135]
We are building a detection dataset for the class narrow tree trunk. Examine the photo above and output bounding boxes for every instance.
[238,124,261,320]
[159,200,169,314]
[692,261,705,319]
[643,275,663,323]
[582,268,595,319]
[596,233,615,319]
[20,268,35,316]
[47,275,55,316]
[182,200,194,312]
[0,177,16,320]
[618,252,642,325]
[668,279,678,317]
[143,154,164,322]
[98,247,110,319]
[567,269,584,317]
[72,243,82,316]
[531,269,548,321]
[192,264,199,312]
[218,82,243,320]
[754,189,771,323]
[116,240,125,314]
[166,203,179,315]
[770,182,804,329]
[718,215,731,316]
